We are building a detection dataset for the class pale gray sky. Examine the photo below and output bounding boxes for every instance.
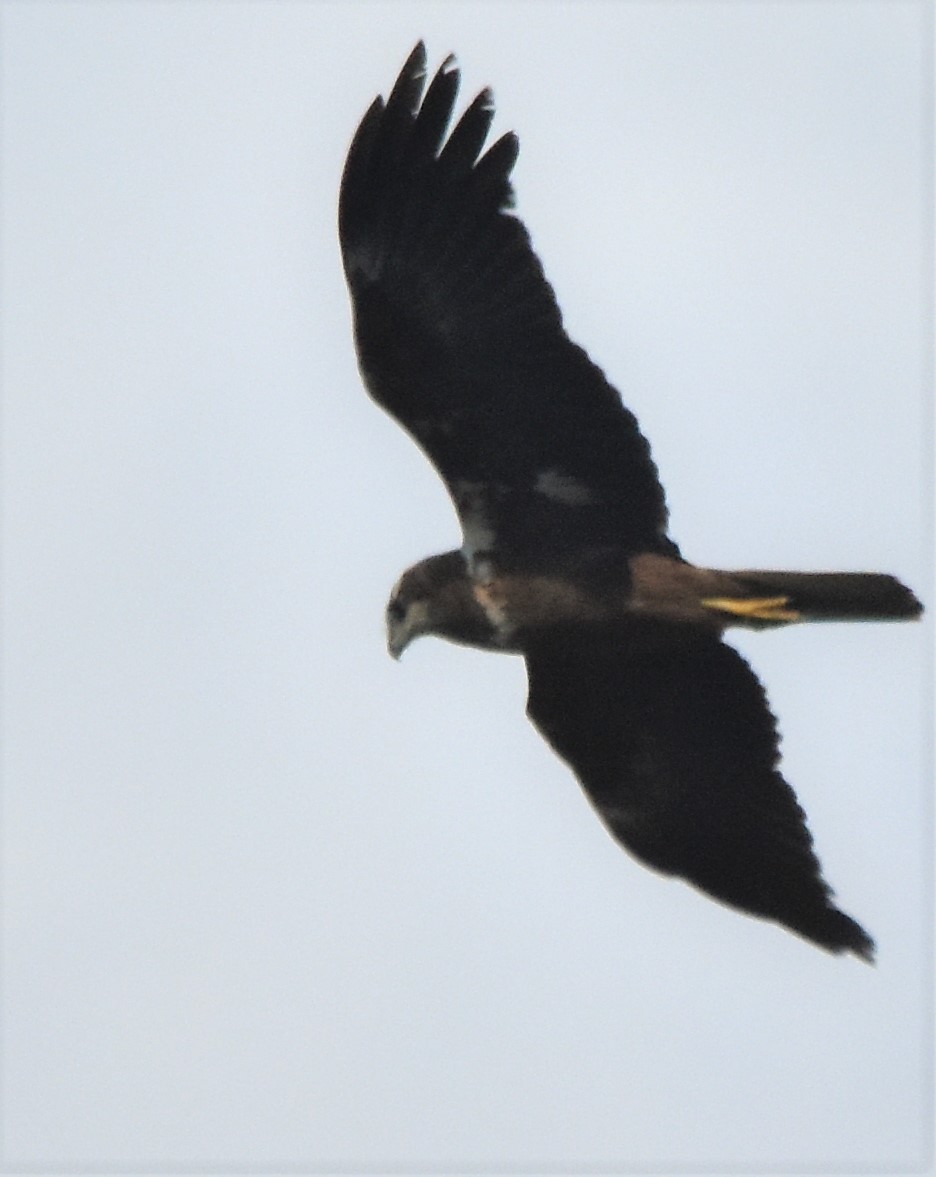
[1,1,931,1173]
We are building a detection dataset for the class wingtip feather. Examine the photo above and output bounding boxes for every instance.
[826,910,876,964]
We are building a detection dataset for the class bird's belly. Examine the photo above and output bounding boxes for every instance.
[470,573,624,644]
[469,559,742,643]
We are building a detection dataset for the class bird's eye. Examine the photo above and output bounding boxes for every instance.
[387,598,407,622]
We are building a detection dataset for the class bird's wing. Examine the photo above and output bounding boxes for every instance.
[523,626,874,960]
[339,43,676,571]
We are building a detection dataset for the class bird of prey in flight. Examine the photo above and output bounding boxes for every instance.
[338,42,922,961]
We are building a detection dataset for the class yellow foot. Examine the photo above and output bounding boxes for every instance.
[700,595,801,623]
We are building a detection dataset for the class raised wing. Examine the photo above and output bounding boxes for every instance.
[524,626,875,960]
[339,43,677,571]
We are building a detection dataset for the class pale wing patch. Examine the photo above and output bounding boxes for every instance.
[534,468,598,506]
[453,479,498,559]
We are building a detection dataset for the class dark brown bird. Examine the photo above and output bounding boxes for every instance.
[339,43,922,961]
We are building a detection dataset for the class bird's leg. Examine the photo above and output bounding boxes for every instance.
[700,595,801,623]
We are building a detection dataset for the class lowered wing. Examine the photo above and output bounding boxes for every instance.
[339,43,677,571]
[524,625,874,960]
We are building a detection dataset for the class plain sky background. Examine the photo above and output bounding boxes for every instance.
[0,1,931,1174]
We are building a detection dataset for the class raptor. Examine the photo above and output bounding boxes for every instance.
[338,43,922,960]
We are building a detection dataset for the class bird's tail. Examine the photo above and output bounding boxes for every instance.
[705,570,923,625]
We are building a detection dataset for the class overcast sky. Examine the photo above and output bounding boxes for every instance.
[1,2,931,1174]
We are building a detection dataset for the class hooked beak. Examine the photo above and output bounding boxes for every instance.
[387,623,410,662]
[386,598,426,661]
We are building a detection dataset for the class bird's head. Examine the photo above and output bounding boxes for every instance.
[385,550,491,660]
[385,554,462,660]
